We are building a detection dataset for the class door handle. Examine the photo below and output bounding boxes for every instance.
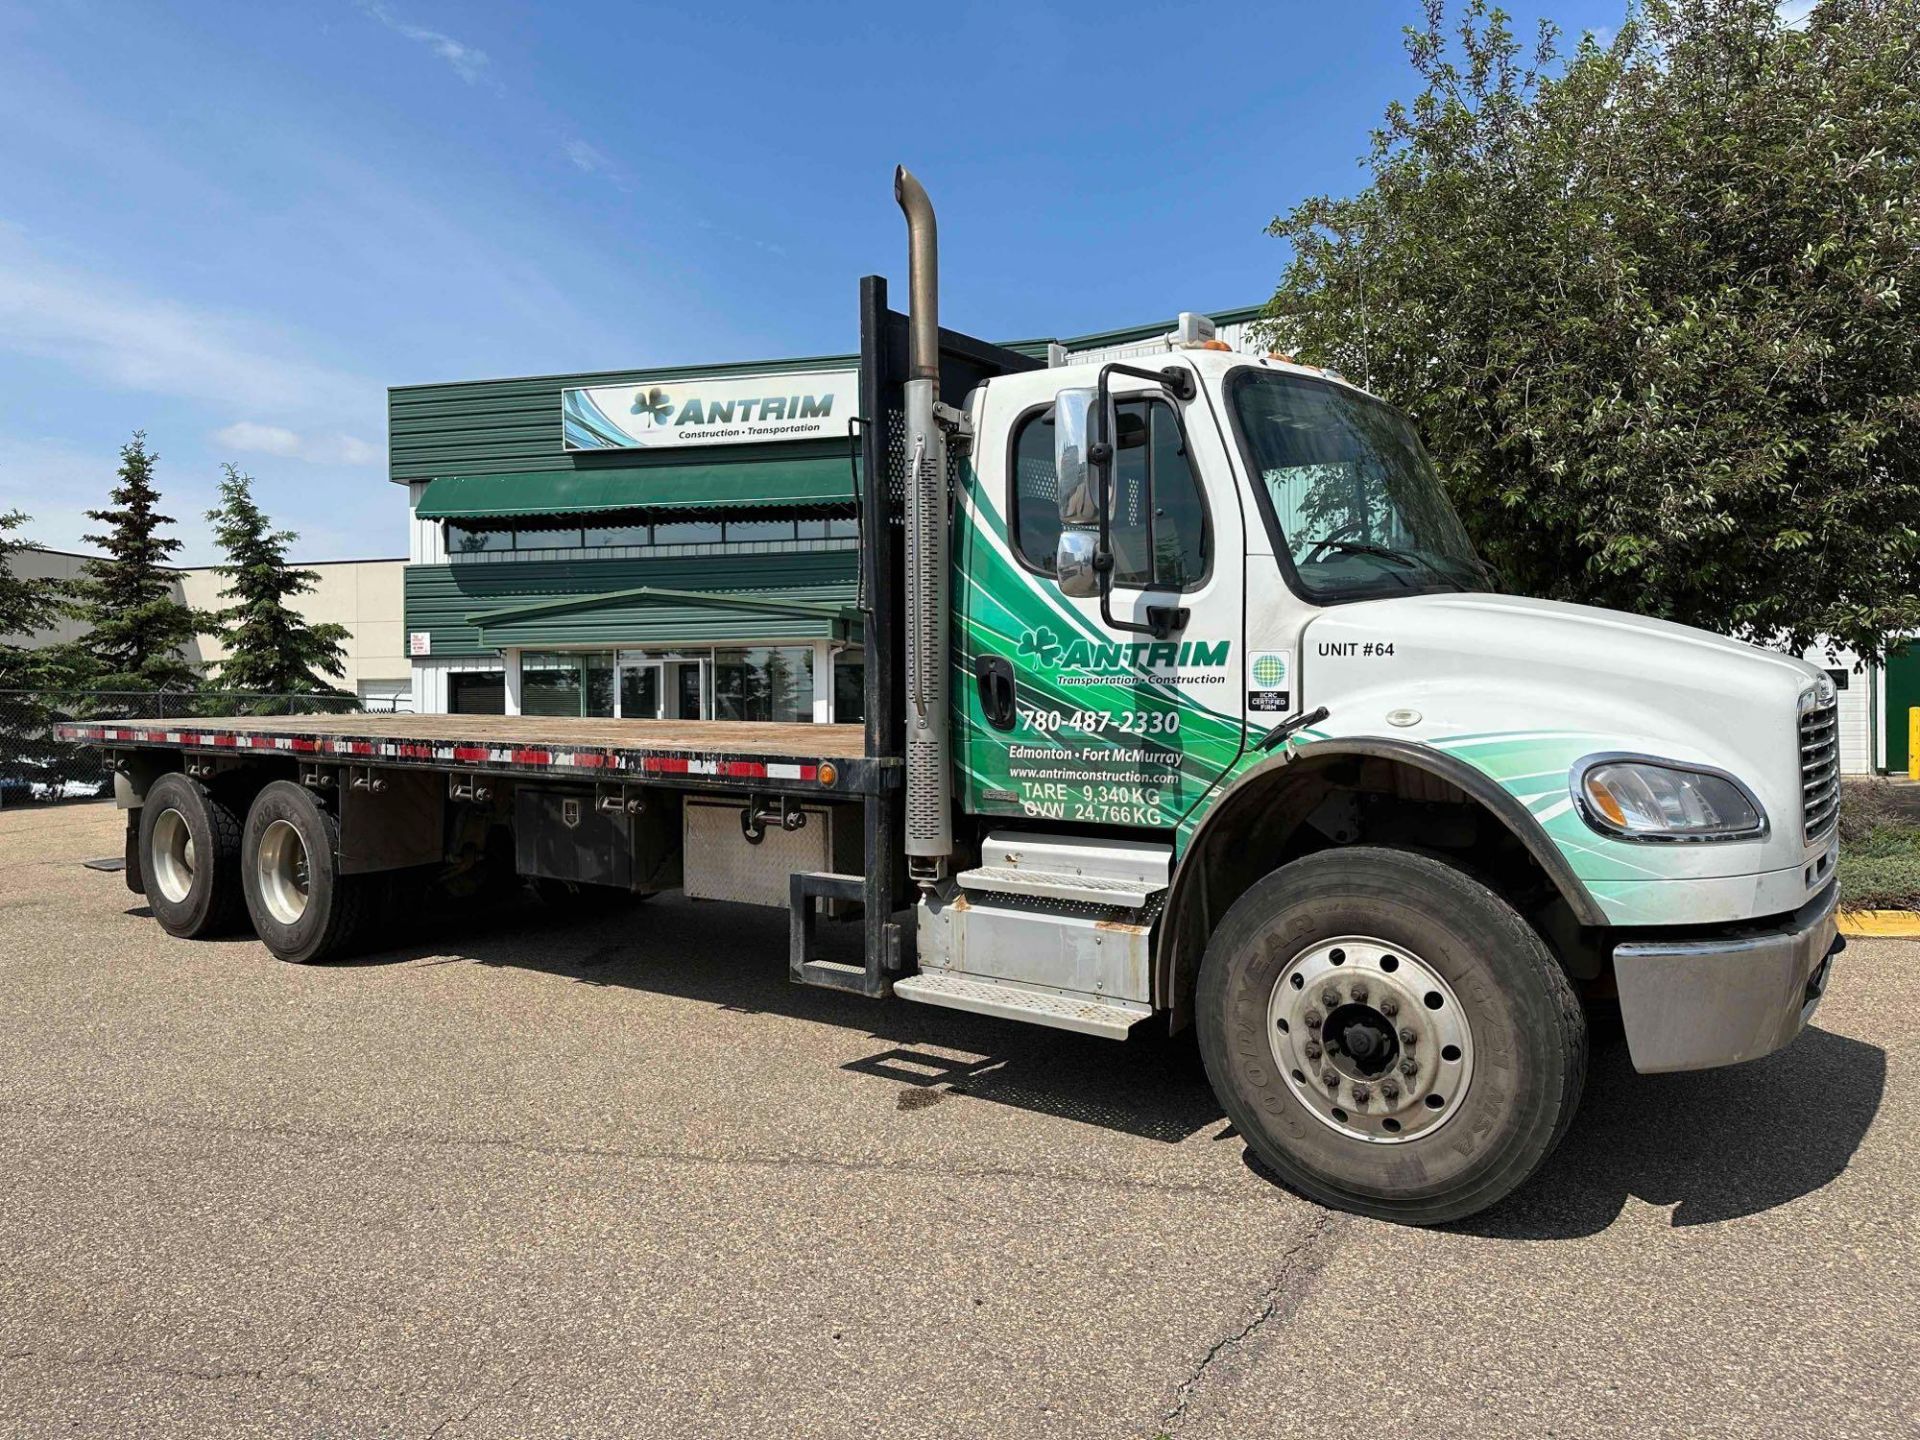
[974,656,1017,731]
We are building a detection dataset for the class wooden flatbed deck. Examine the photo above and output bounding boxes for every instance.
[58,714,885,795]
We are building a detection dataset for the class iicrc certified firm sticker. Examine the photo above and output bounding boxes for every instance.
[1248,649,1290,713]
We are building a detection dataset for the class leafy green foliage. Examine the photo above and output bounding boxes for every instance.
[204,465,348,697]
[1260,0,1920,660]
[59,432,205,692]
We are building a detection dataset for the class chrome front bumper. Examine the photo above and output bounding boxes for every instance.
[1612,882,1842,1074]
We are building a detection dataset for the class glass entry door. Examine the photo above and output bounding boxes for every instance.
[617,658,663,719]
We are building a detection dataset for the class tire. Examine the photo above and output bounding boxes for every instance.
[1196,846,1586,1225]
[138,773,247,937]
[241,780,369,964]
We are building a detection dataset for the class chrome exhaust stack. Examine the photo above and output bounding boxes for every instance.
[894,165,952,881]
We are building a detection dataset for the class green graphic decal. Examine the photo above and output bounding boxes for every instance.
[1252,653,1287,688]
[953,480,1246,831]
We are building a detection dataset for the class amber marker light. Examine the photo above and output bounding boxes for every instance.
[818,762,838,788]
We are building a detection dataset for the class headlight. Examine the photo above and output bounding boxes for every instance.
[1573,757,1768,842]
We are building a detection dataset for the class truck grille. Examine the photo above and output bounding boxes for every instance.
[1800,694,1840,842]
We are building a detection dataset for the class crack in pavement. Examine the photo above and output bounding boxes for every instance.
[1160,1209,1350,1432]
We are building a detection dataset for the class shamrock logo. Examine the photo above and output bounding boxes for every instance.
[1017,626,1063,667]
[631,387,675,429]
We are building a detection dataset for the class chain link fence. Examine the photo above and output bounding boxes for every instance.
[0,689,407,804]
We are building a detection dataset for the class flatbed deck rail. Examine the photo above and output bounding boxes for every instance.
[56,716,891,796]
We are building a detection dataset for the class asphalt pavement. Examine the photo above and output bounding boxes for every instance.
[1,801,1913,1438]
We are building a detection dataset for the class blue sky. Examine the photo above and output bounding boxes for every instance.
[0,0,1624,564]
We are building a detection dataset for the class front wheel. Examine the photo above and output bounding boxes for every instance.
[1197,846,1586,1225]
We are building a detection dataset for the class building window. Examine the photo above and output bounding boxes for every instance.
[584,523,651,547]
[833,653,864,724]
[448,671,506,714]
[651,519,725,546]
[447,523,511,555]
[713,646,815,723]
[723,518,798,543]
[520,651,617,717]
[515,527,584,550]
[798,516,859,539]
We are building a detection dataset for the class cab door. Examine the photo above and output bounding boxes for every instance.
[956,367,1248,830]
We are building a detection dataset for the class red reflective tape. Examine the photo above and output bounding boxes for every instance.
[799,766,819,781]
[717,760,766,778]
[510,748,551,766]
[452,745,489,762]
[572,752,611,768]
[290,738,319,752]
[641,756,689,774]
[395,743,434,759]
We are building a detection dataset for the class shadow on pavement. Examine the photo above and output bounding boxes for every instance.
[324,892,1889,1220]
[375,892,1227,1148]
[1457,1023,1886,1239]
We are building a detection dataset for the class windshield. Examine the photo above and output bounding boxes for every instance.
[1228,369,1487,601]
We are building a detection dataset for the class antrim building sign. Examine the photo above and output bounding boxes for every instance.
[562,368,859,450]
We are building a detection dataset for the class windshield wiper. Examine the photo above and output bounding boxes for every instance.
[1307,539,1467,591]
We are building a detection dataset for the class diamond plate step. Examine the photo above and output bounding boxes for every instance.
[892,971,1152,1039]
[955,865,1160,907]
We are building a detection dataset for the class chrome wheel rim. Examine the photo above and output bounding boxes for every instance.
[256,820,311,926]
[1266,935,1475,1145]
[150,808,195,904]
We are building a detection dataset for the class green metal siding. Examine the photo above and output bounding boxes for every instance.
[389,354,857,486]
[415,457,855,518]
[405,550,859,657]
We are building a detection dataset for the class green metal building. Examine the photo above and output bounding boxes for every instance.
[392,307,1265,723]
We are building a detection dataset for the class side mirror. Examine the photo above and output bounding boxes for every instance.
[1055,530,1099,598]
[1053,387,1099,525]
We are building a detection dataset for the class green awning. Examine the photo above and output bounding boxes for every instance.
[415,457,855,520]
[466,584,862,649]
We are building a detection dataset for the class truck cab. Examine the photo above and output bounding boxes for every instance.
[901,319,1839,1221]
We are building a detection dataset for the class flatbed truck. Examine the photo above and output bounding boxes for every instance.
[61,169,1845,1223]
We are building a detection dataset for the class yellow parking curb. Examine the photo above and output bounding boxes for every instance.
[1838,910,1920,938]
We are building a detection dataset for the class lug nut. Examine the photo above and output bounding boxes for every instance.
[1350,983,1368,1002]
[1323,1071,1338,1088]
[1351,1083,1371,1104]
[1305,1043,1322,1061]
[1304,1010,1322,1029]
[1322,988,1341,1008]
[1399,1027,1417,1045]
[1399,1057,1419,1078]
[1379,998,1399,1017]
[1381,1081,1400,1101]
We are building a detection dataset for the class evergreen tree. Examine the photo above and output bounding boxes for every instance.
[204,465,348,696]
[0,510,68,688]
[0,511,75,790]
[62,432,203,692]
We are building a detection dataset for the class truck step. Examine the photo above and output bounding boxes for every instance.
[892,971,1152,1039]
[957,832,1172,908]
[955,865,1159,906]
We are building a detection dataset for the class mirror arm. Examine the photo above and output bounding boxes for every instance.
[1090,362,1195,639]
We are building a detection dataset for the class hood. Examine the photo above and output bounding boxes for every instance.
[1297,591,1834,900]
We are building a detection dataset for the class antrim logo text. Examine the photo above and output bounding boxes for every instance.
[632,387,836,429]
[1017,626,1229,676]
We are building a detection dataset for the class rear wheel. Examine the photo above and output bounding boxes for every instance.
[241,781,369,963]
[138,773,246,937]
[1197,846,1586,1225]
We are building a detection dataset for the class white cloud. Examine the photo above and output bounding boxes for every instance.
[357,1,492,84]
[212,422,380,467]
[0,228,380,426]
